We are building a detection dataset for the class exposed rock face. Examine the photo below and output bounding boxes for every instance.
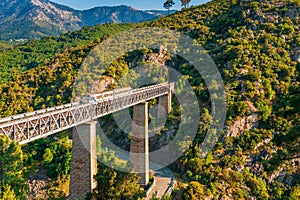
[293,47,300,63]
[27,165,51,200]
[92,76,116,94]
[144,46,169,66]
[268,158,300,186]
[284,6,299,21]
[226,113,259,137]
[149,126,176,151]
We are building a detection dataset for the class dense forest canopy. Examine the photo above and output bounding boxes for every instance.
[0,0,299,199]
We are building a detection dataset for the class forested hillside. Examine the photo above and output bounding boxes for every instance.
[0,0,299,199]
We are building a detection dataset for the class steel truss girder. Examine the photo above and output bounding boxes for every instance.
[0,83,173,144]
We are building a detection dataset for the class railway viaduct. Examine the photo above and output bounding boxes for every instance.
[0,83,174,199]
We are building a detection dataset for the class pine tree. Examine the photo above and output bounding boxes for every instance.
[181,0,191,8]
[163,0,175,15]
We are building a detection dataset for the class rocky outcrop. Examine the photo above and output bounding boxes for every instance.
[144,46,169,66]
[226,113,259,137]
[268,158,300,186]
[92,76,116,94]
[292,47,300,63]
[27,165,51,200]
[284,6,299,22]
[149,126,176,152]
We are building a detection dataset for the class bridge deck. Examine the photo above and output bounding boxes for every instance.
[0,83,173,144]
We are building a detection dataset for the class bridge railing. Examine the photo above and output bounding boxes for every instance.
[0,83,174,144]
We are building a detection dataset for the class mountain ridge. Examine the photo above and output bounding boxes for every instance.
[0,0,174,40]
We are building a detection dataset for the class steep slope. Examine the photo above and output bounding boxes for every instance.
[143,0,300,198]
[0,0,169,40]
[0,0,299,199]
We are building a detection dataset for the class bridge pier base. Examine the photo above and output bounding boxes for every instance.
[69,121,97,200]
[130,102,149,188]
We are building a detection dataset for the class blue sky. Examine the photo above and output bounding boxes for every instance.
[50,0,210,10]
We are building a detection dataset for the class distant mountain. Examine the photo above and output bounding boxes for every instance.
[0,0,173,40]
[80,6,172,26]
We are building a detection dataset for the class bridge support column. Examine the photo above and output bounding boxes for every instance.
[69,121,97,200]
[158,92,172,118]
[130,102,149,188]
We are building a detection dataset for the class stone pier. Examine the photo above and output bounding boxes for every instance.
[158,92,172,118]
[130,102,149,187]
[69,121,98,200]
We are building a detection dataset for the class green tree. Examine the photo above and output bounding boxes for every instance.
[42,136,71,178]
[163,0,175,15]
[1,185,16,200]
[0,135,26,199]
[289,186,300,200]
[181,0,191,8]
[88,149,145,200]
[183,181,205,200]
